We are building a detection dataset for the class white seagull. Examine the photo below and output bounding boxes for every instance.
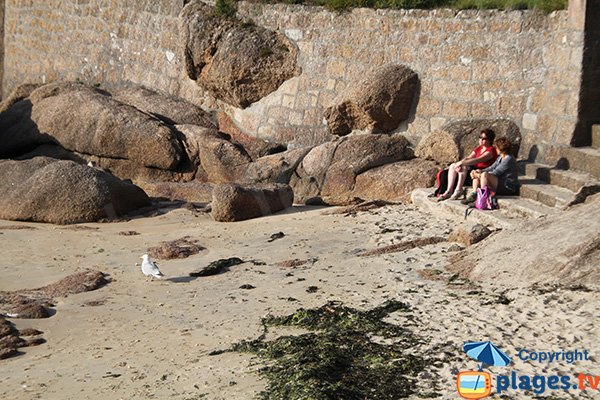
[140,254,164,279]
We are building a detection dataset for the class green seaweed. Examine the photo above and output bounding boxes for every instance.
[233,300,431,399]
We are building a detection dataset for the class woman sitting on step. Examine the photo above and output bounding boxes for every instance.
[438,129,497,201]
[462,136,519,204]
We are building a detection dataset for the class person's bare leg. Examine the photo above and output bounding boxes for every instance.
[443,162,458,196]
[453,169,468,196]
[472,177,480,192]
[480,172,499,192]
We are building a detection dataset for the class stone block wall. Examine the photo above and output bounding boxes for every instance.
[2,0,214,109]
[0,0,588,156]
[233,4,583,154]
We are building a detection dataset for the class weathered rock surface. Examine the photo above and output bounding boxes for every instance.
[0,157,151,224]
[178,125,252,183]
[242,147,312,184]
[180,0,300,108]
[217,112,286,160]
[29,82,184,169]
[325,64,418,136]
[448,224,492,246]
[321,134,414,199]
[16,143,198,187]
[211,183,293,222]
[16,144,87,163]
[139,181,214,203]
[0,84,44,158]
[0,83,42,113]
[290,134,416,204]
[447,193,600,287]
[290,141,340,203]
[0,98,48,158]
[351,159,439,203]
[415,118,522,164]
[113,86,216,128]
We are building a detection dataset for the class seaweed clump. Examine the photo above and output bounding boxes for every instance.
[233,300,430,399]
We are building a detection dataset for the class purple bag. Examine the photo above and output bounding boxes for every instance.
[475,186,498,210]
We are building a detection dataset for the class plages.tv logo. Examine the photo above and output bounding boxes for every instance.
[456,341,511,399]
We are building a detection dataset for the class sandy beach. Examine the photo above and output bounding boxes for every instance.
[0,199,598,399]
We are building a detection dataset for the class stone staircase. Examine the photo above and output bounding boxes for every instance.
[519,125,600,209]
[412,125,600,228]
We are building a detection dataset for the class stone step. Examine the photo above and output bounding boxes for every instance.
[536,143,600,180]
[411,188,558,229]
[518,177,576,208]
[592,125,600,149]
[518,162,599,193]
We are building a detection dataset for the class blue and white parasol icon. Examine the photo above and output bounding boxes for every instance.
[463,341,511,394]
[463,341,511,369]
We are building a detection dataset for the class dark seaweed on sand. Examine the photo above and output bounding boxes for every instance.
[233,300,430,399]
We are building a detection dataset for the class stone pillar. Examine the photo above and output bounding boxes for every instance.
[572,0,600,146]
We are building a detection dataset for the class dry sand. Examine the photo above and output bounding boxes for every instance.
[0,200,598,399]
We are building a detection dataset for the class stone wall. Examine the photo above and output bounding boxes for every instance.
[1,0,588,156]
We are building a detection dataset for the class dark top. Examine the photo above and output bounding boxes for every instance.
[482,154,519,192]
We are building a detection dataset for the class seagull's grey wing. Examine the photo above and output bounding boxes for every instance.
[150,260,163,277]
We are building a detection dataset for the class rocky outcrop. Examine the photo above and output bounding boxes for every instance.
[113,86,216,128]
[415,118,522,164]
[217,112,286,160]
[325,64,419,136]
[211,183,293,222]
[16,144,197,184]
[180,0,300,108]
[290,141,340,203]
[241,147,312,184]
[178,125,252,183]
[289,134,417,204]
[0,158,150,224]
[0,98,47,158]
[139,181,214,203]
[28,82,184,169]
[15,144,87,164]
[320,134,414,200]
[0,83,42,113]
[351,159,439,203]
[448,224,492,246]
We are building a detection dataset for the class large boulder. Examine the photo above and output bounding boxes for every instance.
[113,86,216,128]
[27,82,184,169]
[15,144,86,164]
[217,112,286,160]
[0,157,151,224]
[325,64,418,136]
[16,144,197,184]
[241,147,312,184]
[350,159,439,203]
[0,83,44,158]
[0,83,42,113]
[139,181,214,203]
[211,183,293,222]
[321,134,414,198]
[289,141,341,203]
[180,0,300,108]
[415,118,522,164]
[177,125,252,183]
[0,98,48,158]
[289,134,414,204]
